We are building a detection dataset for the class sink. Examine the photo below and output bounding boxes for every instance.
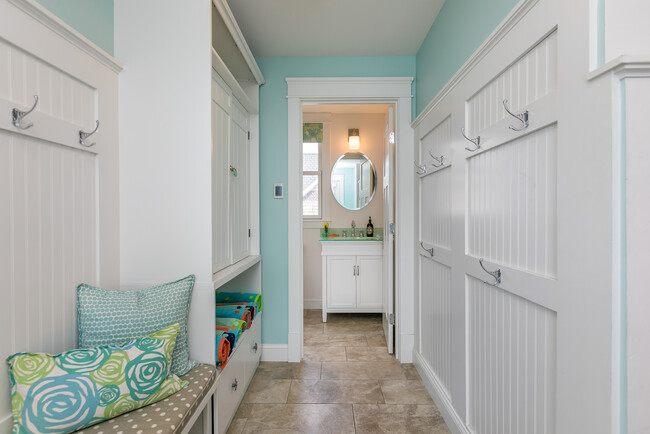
[320,236,382,241]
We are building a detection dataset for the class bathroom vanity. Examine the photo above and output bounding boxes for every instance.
[320,238,383,322]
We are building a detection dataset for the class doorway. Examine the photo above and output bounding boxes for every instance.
[285,77,415,364]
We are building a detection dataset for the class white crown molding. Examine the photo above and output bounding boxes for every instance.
[412,0,539,127]
[212,0,265,85]
[7,0,123,73]
[587,55,650,81]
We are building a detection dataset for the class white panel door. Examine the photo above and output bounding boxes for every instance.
[357,256,383,309]
[382,105,395,353]
[327,256,357,308]
[211,74,231,272]
[229,100,249,263]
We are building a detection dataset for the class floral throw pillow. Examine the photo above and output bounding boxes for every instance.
[7,324,187,434]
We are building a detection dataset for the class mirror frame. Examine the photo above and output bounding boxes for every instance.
[330,151,377,211]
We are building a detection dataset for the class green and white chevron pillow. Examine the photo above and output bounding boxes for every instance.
[7,324,187,434]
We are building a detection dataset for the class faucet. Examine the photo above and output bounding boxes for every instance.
[351,220,356,237]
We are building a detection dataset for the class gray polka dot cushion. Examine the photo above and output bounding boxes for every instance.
[74,364,216,434]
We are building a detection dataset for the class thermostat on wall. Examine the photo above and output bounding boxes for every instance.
[274,184,283,198]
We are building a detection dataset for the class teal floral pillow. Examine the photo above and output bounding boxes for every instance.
[77,275,198,376]
[7,324,187,434]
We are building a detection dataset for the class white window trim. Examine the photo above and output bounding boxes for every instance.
[302,114,331,224]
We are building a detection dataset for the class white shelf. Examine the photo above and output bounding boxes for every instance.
[213,255,261,289]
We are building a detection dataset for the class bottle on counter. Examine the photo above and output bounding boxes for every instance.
[366,217,374,237]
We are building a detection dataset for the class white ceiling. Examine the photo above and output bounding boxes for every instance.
[303,103,390,114]
[225,0,445,57]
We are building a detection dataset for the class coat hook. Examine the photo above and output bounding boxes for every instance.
[461,127,480,151]
[479,258,501,286]
[79,120,99,147]
[420,242,434,257]
[503,99,529,131]
[414,161,427,176]
[428,150,444,167]
[12,95,39,130]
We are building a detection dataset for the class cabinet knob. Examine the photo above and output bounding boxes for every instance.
[229,165,238,177]
[232,378,238,391]
[252,342,258,353]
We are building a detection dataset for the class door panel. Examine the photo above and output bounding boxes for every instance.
[229,112,249,263]
[211,93,230,272]
[327,256,357,308]
[357,256,383,309]
[382,105,395,353]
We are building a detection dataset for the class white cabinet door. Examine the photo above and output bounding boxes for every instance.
[229,98,249,263]
[327,255,357,308]
[211,74,231,273]
[357,255,383,309]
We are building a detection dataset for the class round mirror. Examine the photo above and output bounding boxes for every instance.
[330,152,377,210]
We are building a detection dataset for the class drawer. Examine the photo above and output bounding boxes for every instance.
[244,313,262,382]
[216,356,245,434]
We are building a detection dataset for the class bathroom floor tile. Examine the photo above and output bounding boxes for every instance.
[400,363,421,380]
[321,361,406,380]
[365,334,387,347]
[226,417,247,434]
[345,346,394,361]
[287,379,384,404]
[379,380,434,404]
[353,404,450,434]
[303,322,324,335]
[233,402,254,419]
[304,333,368,347]
[303,346,347,362]
[242,378,291,404]
[323,321,384,335]
[292,361,322,379]
[243,404,355,434]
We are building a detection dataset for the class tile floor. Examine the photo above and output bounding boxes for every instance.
[227,310,450,433]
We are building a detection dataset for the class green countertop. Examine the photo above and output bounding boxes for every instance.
[319,236,383,242]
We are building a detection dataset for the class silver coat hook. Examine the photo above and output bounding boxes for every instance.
[503,99,529,131]
[479,258,501,286]
[420,242,434,257]
[428,150,444,167]
[79,120,99,147]
[414,161,427,176]
[12,95,39,130]
[461,127,480,151]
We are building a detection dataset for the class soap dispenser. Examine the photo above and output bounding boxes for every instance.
[366,217,374,237]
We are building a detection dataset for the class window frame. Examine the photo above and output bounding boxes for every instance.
[302,141,322,219]
[301,115,331,225]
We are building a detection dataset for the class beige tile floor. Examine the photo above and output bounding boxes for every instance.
[227,310,451,433]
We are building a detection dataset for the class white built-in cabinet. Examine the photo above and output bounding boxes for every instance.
[211,69,250,272]
[321,241,383,322]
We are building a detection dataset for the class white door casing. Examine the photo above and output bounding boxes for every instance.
[383,105,395,354]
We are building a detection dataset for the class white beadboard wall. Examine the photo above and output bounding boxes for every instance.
[467,124,558,278]
[467,30,557,136]
[420,167,452,249]
[467,276,557,434]
[419,257,452,396]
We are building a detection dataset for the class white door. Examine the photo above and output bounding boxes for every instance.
[382,105,395,353]
[357,256,383,308]
[327,256,357,308]
[229,98,250,264]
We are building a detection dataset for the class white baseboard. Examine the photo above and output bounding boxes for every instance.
[413,350,470,434]
[303,299,322,310]
[261,344,288,362]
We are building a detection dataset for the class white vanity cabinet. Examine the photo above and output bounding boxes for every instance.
[321,241,383,322]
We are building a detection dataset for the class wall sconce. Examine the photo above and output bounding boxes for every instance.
[348,128,360,150]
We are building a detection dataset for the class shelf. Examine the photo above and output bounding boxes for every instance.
[213,255,261,289]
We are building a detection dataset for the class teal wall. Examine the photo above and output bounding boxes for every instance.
[415,0,518,116]
[36,0,114,55]
[257,56,416,344]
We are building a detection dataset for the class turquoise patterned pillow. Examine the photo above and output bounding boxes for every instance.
[77,275,198,376]
[7,324,187,434]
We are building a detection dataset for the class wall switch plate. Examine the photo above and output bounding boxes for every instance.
[274,183,283,198]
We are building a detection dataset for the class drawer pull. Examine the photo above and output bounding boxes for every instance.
[252,342,258,353]
[232,378,238,391]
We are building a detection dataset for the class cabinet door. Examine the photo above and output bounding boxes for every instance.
[326,256,357,308]
[211,75,231,273]
[357,255,383,309]
[229,98,249,263]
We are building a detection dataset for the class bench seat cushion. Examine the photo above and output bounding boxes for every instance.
[74,364,217,434]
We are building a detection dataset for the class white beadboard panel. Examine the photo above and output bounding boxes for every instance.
[420,115,451,166]
[467,30,557,136]
[211,98,230,273]
[229,119,249,263]
[0,37,96,130]
[467,124,557,278]
[0,130,98,416]
[467,276,557,434]
[421,166,451,249]
[419,257,452,397]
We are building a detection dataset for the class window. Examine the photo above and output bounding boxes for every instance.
[302,141,321,217]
